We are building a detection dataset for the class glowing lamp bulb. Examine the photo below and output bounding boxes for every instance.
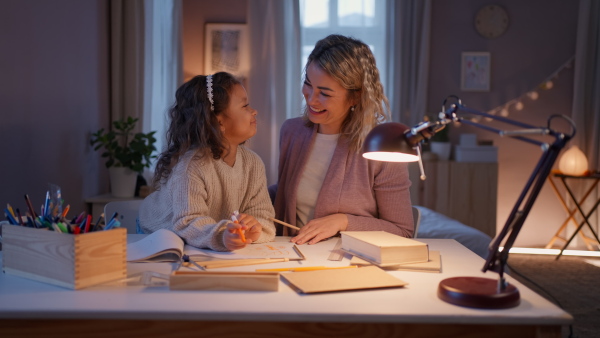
[528,92,539,100]
[558,145,588,176]
[515,102,524,111]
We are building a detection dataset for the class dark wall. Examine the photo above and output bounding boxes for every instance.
[428,0,578,245]
[0,0,110,215]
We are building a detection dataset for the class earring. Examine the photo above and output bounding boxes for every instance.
[350,106,355,112]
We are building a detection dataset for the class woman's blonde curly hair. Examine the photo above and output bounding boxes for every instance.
[302,34,390,152]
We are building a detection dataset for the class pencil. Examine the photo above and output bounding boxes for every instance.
[269,217,300,231]
[202,258,289,269]
[256,266,358,272]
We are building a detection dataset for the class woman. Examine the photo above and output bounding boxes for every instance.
[272,34,414,245]
[139,72,276,251]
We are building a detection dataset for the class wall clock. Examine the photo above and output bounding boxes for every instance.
[475,5,509,39]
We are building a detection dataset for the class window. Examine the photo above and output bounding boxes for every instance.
[299,0,388,87]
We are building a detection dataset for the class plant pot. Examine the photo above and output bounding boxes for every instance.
[108,167,138,198]
[430,142,451,161]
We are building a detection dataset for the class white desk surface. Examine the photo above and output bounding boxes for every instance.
[0,237,572,326]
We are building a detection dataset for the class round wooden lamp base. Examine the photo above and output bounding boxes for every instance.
[438,276,520,309]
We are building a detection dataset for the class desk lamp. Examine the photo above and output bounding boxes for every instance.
[362,95,576,309]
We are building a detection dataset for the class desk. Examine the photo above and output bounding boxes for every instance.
[545,172,600,255]
[0,238,571,337]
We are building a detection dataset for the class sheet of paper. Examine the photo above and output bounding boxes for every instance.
[185,241,303,260]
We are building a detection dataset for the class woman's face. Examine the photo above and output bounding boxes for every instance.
[302,62,356,134]
[218,83,258,146]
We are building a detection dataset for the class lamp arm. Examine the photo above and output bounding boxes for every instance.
[482,137,569,279]
[436,99,577,285]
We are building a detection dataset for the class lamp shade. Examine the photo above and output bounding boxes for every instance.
[558,145,588,176]
[362,122,419,162]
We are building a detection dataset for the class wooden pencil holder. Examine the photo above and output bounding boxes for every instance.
[1,224,127,289]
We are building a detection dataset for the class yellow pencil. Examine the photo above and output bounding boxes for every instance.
[202,258,290,269]
[256,266,358,272]
[269,217,301,231]
[6,204,16,219]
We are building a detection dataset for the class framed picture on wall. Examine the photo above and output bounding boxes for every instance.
[204,23,250,79]
[461,52,491,91]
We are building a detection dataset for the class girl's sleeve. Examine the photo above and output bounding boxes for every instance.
[170,170,231,252]
[241,154,276,243]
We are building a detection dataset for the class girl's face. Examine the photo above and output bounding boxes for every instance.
[302,62,356,134]
[218,83,257,146]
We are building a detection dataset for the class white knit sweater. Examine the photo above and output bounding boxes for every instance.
[139,146,276,251]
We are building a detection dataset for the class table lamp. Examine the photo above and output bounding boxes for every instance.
[362,95,576,309]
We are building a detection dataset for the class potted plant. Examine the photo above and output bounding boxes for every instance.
[90,117,157,197]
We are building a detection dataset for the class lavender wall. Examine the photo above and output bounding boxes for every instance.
[182,0,247,80]
[0,0,109,215]
[428,0,579,246]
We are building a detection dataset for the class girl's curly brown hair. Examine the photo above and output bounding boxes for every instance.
[152,72,240,189]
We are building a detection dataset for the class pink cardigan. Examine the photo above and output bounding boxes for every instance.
[272,118,414,237]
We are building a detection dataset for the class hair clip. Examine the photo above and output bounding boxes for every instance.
[206,75,214,111]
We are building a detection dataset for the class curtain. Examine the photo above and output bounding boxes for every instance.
[571,0,600,235]
[110,0,182,177]
[247,0,302,185]
[387,0,432,127]
[142,0,183,155]
[109,0,145,127]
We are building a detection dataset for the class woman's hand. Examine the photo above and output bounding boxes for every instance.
[237,213,262,243]
[291,213,348,245]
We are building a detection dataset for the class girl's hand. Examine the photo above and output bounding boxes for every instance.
[291,213,348,245]
[237,213,262,243]
[223,221,248,251]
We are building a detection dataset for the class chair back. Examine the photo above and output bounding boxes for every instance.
[412,206,422,238]
[104,199,144,234]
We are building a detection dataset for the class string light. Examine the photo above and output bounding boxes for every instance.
[487,56,574,116]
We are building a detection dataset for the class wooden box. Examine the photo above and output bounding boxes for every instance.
[1,225,127,289]
[170,271,280,291]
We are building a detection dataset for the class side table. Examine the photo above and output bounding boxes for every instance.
[545,171,600,258]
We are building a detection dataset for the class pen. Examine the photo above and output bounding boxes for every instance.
[4,210,18,225]
[74,211,86,225]
[83,214,92,233]
[43,191,50,217]
[92,213,104,231]
[15,208,25,226]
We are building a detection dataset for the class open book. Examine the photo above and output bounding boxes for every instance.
[127,229,185,262]
[127,229,304,262]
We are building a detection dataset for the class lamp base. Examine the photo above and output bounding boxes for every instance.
[438,277,520,309]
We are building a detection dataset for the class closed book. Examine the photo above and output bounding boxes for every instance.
[341,231,429,265]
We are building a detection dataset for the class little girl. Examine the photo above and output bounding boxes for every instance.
[138,72,276,251]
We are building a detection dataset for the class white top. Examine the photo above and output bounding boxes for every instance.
[296,133,339,227]
[0,237,572,326]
